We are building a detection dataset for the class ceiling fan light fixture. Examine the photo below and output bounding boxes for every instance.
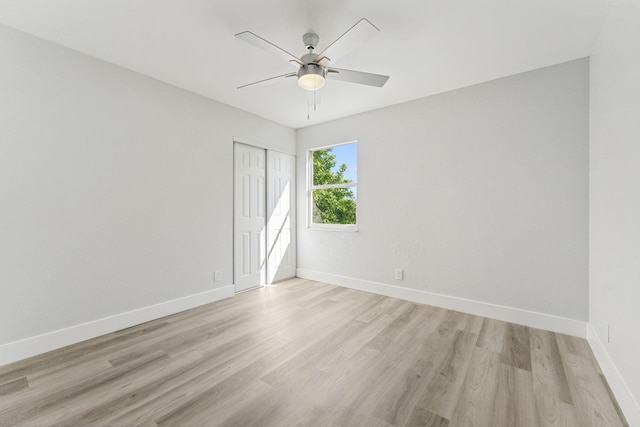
[297,65,326,90]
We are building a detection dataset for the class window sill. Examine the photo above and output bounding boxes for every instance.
[309,224,358,232]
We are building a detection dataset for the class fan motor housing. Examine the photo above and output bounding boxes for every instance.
[301,52,319,64]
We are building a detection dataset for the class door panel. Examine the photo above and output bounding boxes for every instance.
[234,143,266,292]
[267,151,296,283]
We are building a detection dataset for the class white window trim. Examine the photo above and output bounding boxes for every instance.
[307,142,358,231]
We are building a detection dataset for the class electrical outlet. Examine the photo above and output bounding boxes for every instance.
[394,268,403,281]
[214,270,222,282]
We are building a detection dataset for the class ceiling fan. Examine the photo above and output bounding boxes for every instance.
[235,18,390,91]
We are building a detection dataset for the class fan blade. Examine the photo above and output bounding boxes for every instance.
[235,31,303,67]
[327,68,389,87]
[313,18,379,65]
[238,72,297,89]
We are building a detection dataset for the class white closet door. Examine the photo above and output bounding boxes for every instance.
[266,151,296,283]
[234,143,266,292]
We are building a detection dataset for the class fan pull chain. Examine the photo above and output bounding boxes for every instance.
[306,89,319,120]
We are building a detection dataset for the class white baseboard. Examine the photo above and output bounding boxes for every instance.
[296,269,587,338]
[587,324,640,426]
[0,285,235,367]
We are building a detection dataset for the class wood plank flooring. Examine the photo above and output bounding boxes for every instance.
[0,278,628,426]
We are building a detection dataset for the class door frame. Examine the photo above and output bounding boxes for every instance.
[233,139,296,292]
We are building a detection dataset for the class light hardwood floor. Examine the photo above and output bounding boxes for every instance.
[0,278,628,426]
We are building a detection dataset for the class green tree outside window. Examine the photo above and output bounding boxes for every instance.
[311,147,357,225]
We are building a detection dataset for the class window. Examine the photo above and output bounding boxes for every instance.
[308,142,357,229]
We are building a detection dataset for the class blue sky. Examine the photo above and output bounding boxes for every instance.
[331,143,357,183]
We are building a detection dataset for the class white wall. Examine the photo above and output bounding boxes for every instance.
[589,0,640,421]
[0,24,294,354]
[297,59,589,323]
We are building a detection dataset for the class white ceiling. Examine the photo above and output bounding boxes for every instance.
[0,0,611,129]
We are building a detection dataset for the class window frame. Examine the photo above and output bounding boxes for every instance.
[307,141,358,231]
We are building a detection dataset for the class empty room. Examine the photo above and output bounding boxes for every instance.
[0,0,638,426]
